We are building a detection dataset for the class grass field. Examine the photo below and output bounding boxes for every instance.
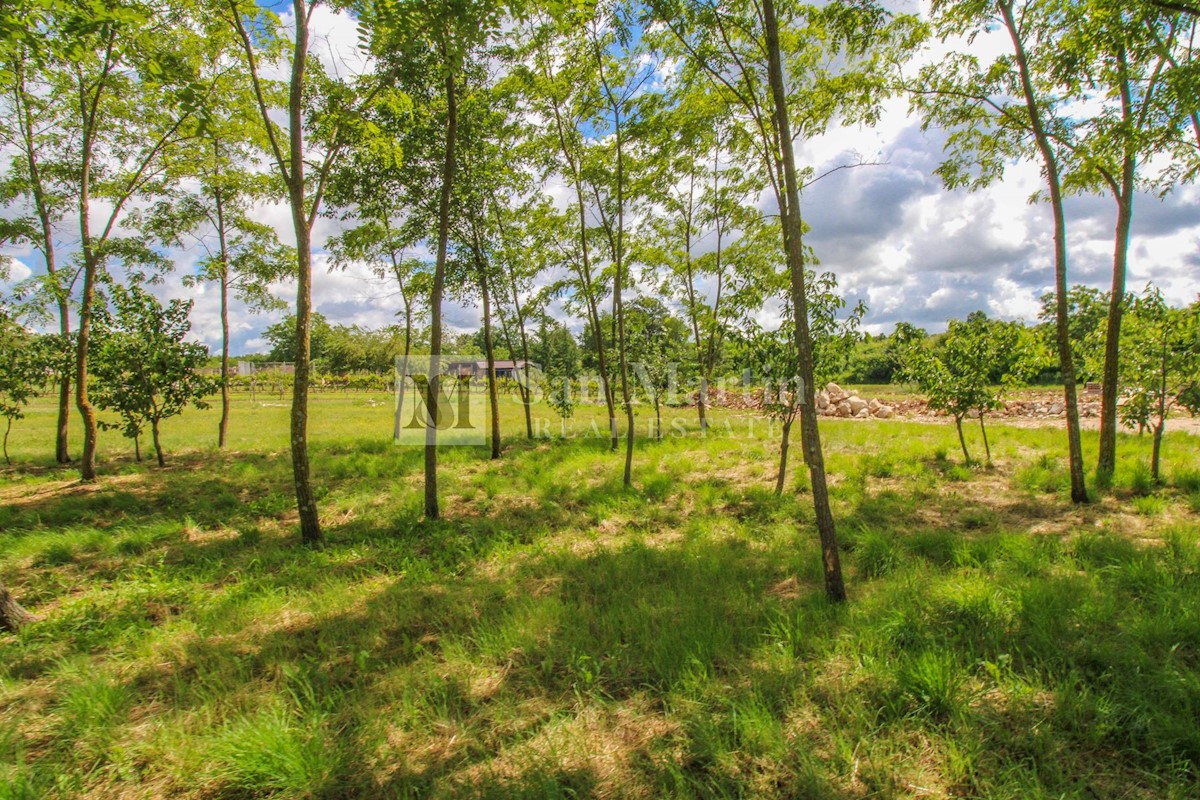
[2,390,1200,798]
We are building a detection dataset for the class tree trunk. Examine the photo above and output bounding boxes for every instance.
[764,0,845,603]
[75,256,100,482]
[287,0,321,547]
[776,415,794,496]
[955,415,971,465]
[16,58,71,465]
[3,417,11,465]
[151,419,165,467]
[595,49,635,488]
[216,178,232,450]
[1002,0,1087,503]
[394,296,412,442]
[490,208,536,441]
[0,582,35,633]
[545,86,617,450]
[478,252,502,460]
[654,394,662,440]
[426,66,458,519]
[76,114,100,483]
[1151,420,1164,484]
[55,362,71,464]
[516,314,534,440]
[134,432,141,463]
[1097,185,1134,483]
[1151,339,1168,483]
[978,412,992,466]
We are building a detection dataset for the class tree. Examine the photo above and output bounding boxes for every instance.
[912,0,1089,503]
[1051,1,1196,483]
[264,313,333,365]
[515,8,620,451]
[531,317,580,433]
[626,296,690,439]
[91,285,216,467]
[0,44,75,464]
[224,0,400,542]
[365,0,510,518]
[1038,285,1109,382]
[142,25,294,450]
[0,311,42,465]
[640,78,771,434]
[16,0,211,481]
[901,313,1036,466]
[1118,287,1200,483]
[752,271,864,495]
[648,0,911,601]
[580,0,655,488]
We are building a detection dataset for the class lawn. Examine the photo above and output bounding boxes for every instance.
[1,391,1199,798]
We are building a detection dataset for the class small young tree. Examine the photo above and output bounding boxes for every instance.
[751,271,864,495]
[626,296,690,440]
[1118,287,1200,483]
[901,313,1035,466]
[532,317,581,436]
[0,311,43,464]
[91,285,216,467]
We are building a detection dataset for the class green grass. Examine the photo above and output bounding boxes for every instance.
[1,392,1199,798]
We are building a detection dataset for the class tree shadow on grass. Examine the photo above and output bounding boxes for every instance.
[110,533,842,798]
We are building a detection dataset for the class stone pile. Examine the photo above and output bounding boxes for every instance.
[998,398,1102,418]
[816,383,895,419]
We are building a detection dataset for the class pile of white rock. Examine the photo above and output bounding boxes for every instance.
[816,383,895,419]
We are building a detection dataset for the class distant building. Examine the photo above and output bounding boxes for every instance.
[446,360,536,380]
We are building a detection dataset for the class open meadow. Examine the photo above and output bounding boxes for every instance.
[1,392,1199,799]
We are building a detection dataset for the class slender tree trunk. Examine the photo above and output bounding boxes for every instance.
[490,206,536,440]
[151,419,164,467]
[514,308,534,440]
[478,250,502,460]
[54,350,71,464]
[681,178,708,434]
[75,255,100,482]
[394,294,412,441]
[1097,44,1139,484]
[3,417,11,465]
[1098,187,1134,483]
[594,50,635,487]
[426,66,458,520]
[0,581,35,633]
[955,415,970,465]
[545,87,617,449]
[1002,0,1087,502]
[76,104,100,482]
[15,59,71,464]
[215,178,232,450]
[134,432,141,463]
[776,415,794,496]
[654,394,662,440]
[764,0,845,602]
[286,1,321,546]
[1152,340,1168,483]
[978,412,992,465]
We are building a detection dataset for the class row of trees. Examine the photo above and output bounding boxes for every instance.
[2,0,1198,608]
[0,286,213,467]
